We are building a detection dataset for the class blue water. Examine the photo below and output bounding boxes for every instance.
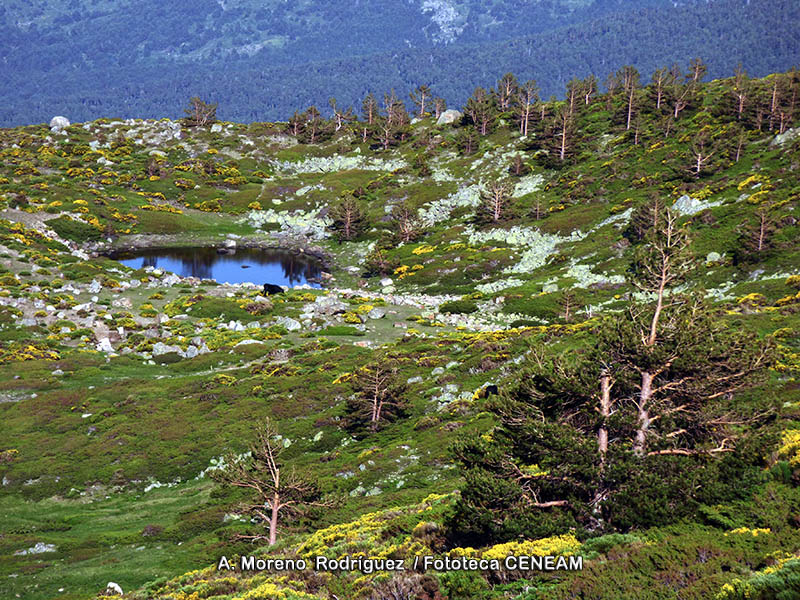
[116,247,323,287]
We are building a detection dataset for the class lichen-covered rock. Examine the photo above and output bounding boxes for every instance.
[277,155,406,174]
[672,194,722,216]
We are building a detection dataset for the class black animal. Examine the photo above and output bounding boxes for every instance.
[263,283,285,296]
[474,384,499,399]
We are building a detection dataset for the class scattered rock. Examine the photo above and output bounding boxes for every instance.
[771,127,800,146]
[152,342,183,357]
[276,316,302,331]
[96,338,114,353]
[49,116,70,132]
[436,109,463,126]
[106,582,124,596]
[14,542,57,555]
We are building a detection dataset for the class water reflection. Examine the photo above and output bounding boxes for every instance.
[115,247,323,287]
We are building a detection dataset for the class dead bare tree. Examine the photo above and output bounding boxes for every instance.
[211,419,332,546]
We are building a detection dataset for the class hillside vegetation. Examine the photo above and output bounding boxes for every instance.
[0,63,799,600]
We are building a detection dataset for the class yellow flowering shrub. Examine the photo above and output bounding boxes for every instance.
[778,430,800,466]
[412,244,436,255]
[724,527,770,537]
[481,534,581,560]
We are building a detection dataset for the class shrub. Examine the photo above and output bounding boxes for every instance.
[48,216,103,242]
[440,299,479,314]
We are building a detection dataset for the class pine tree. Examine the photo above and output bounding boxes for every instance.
[391,201,422,243]
[183,97,217,127]
[346,360,408,434]
[329,196,367,242]
[514,80,539,136]
[211,419,331,546]
[409,84,432,119]
[449,210,775,543]
[465,87,496,136]
[738,206,776,259]
[495,72,519,112]
[479,179,515,224]
[558,289,580,323]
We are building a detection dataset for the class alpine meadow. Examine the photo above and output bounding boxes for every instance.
[1,2,800,600]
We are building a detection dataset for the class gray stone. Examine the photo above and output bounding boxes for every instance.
[14,542,57,555]
[276,316,302,331]
[771,128,800,147]
[436,109,463,126]
[88,279,102,294]
[112,297,132,309]
[49,116,70,132]
[152,342,183,357]
[184,345,199,359]
[706,251,722,263]
[96,338,114,353]
[367,308,386,319]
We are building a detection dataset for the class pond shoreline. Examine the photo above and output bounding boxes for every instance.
[93,233,333,273]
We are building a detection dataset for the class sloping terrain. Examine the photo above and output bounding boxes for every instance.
[0,67,799,599]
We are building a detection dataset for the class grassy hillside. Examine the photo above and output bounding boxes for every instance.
[0,66,799,599]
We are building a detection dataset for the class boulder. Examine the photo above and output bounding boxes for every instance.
[770,127,800,147]
[152,342,183,357]
[436,109,463,126]
[276,316,301,332]
[49,116,70,132]
[97,338,114,353]
[367,308,386,319]
[106,582,124,595]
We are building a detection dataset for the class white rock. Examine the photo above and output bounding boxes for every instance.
[14,542,57,555]
[49,116,70,132]
[436,109,463,126]
[106,582,124,595]
[96,338,114,353]
[234,339,264,347]
[276,316,301,331]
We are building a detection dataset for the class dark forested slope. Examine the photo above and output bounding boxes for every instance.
[1,0,798,126]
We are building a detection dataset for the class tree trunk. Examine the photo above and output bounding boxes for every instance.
[269,491,280,546]
[634,371,653,456]
[598,373,611,461]
[626,89,635,130]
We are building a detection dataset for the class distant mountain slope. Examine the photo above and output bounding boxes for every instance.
[0,0,797,126]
